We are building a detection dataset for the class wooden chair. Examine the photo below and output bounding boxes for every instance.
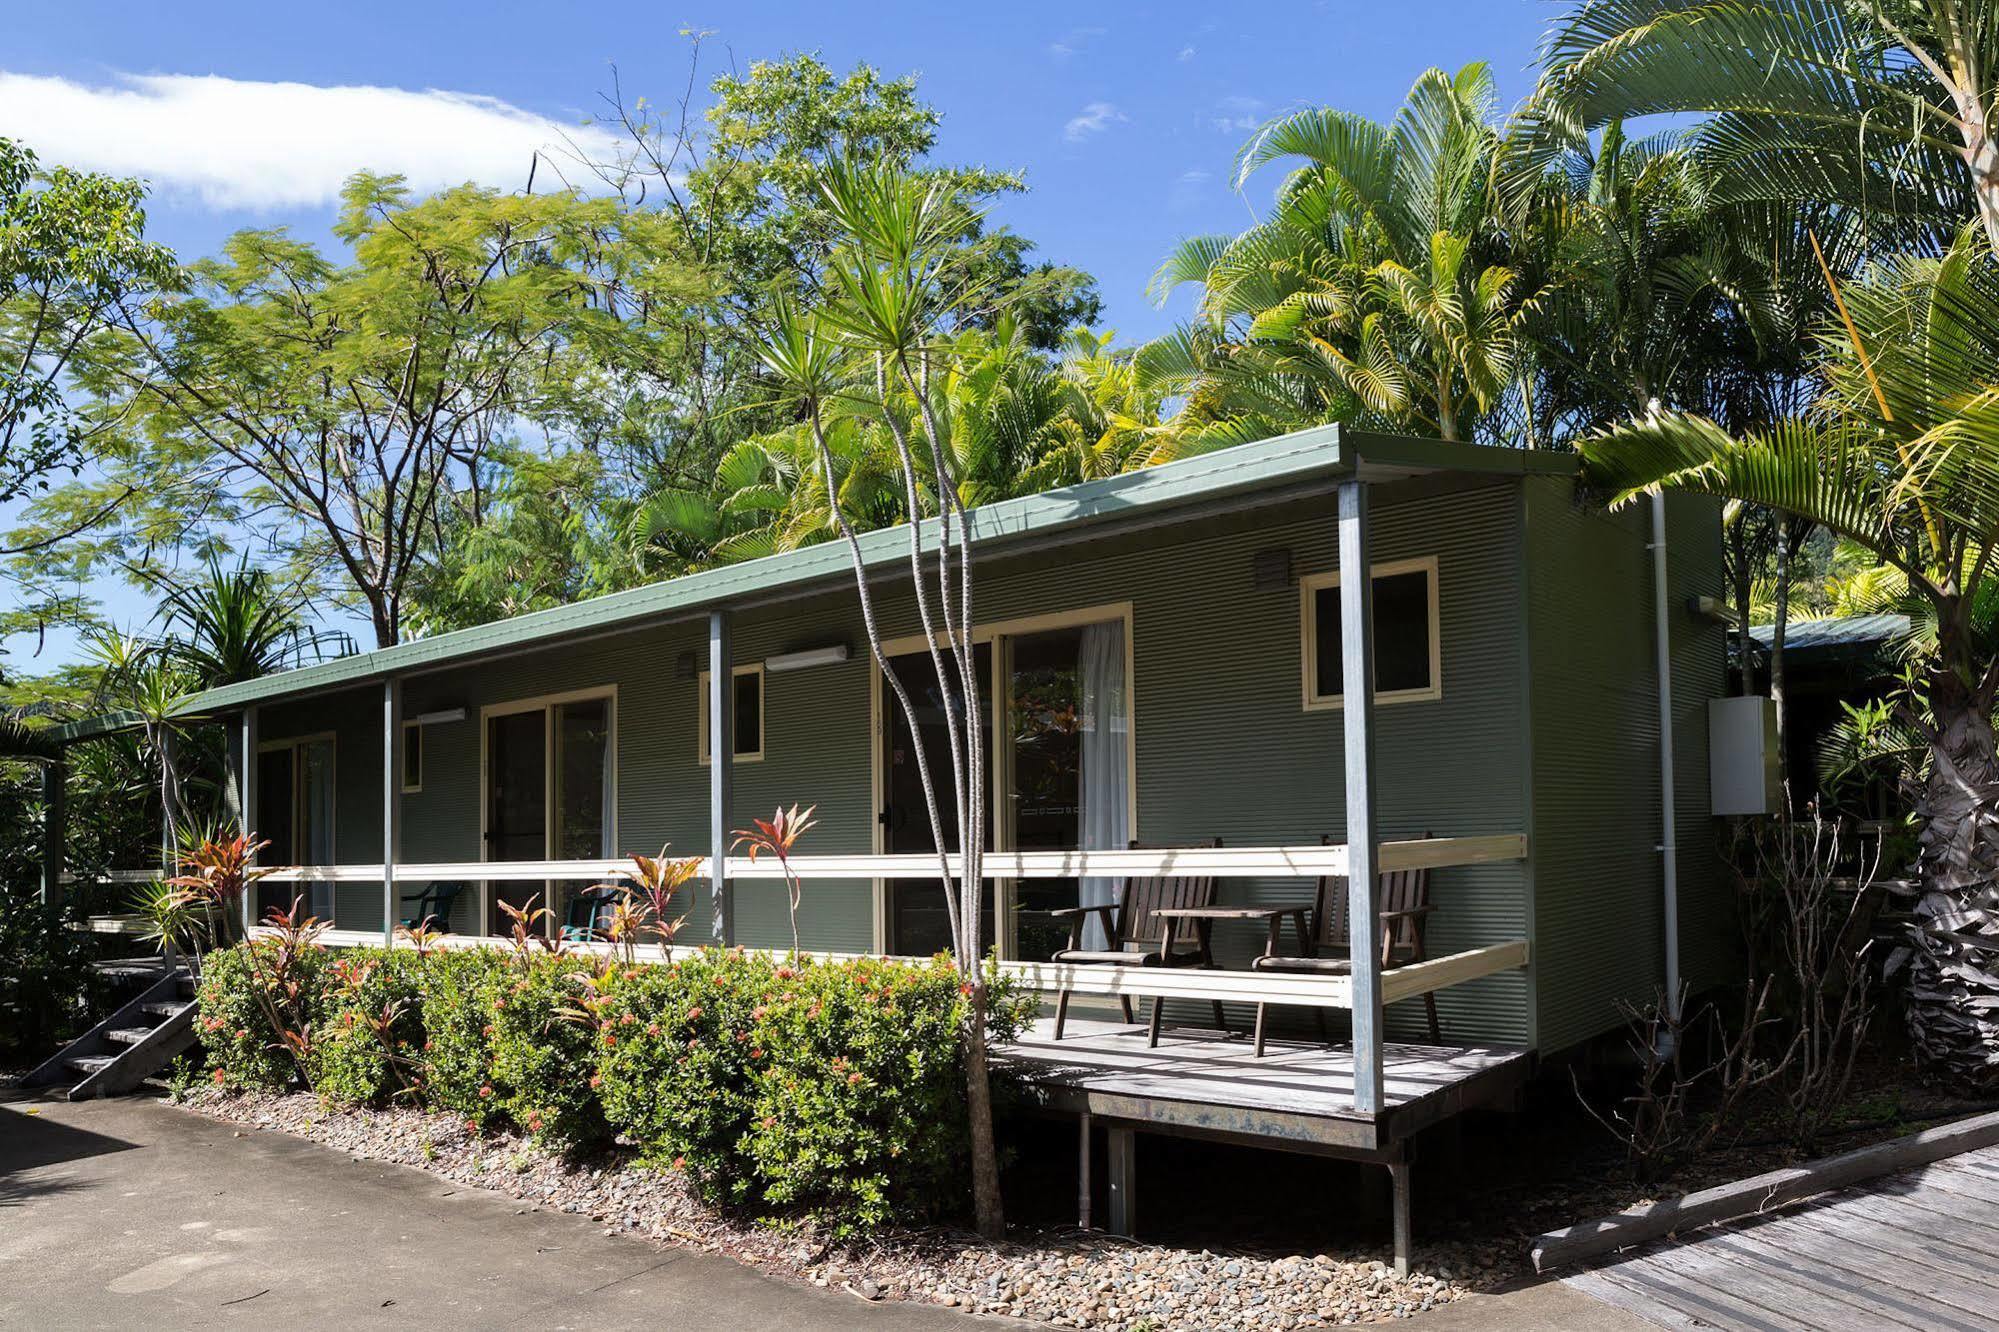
[1049,838,1222,1045]
[398,880,465,933]
[1250,836,1440,1055]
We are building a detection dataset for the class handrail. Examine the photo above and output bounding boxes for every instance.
[198,833,1528,885]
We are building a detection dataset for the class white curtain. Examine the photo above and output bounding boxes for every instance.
[1077,620,1129,950]
[302,740,336,921]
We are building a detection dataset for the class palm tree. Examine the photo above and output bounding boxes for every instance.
[1578,227,1999,1081]
[1141,64,1521,446]
[1536,0,1994,255]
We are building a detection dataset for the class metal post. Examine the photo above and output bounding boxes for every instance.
[708,609,734,946]
[40,757,66,909]
[1077,1112,1094,1230]
[1339,480,1385,1115]
[1388,1156,1412,1277]
[383,679,402,947]
[1106,1125,1135,1236]
[240,706,259,933]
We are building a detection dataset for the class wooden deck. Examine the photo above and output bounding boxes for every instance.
[1566,1144,1999,1331]
[995,1016,1534,1154]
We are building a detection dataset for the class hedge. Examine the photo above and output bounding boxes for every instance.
[194,940,1033,1232]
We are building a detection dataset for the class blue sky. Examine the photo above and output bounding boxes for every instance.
[3,0,1548,670]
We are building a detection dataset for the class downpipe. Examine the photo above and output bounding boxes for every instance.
[1650,490,1683,1057]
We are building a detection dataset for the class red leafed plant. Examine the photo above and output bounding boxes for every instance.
[152,833,275,971]
[596,848,701,963]
[732,804,819,957]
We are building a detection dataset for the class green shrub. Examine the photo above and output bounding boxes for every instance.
[595,948,1034,1233]
[314,948,426,1107]
[595,950,785,1196]
[744,954,1033,1232]
[196,939,328,1091]
[485,953,609,1147]
[417,948,508,1125]
[0,889,106,1060]
[193,936,1032,1231]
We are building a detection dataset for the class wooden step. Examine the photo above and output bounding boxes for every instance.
[105,1028,155,1046]
[66,1055,117,1076]
[140,1002,185,1019]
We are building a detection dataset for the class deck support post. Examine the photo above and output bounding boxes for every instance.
[1106,1124,1135,1236]
[240,705,259,934]
[1387,1156,1411,1277]
[1077,1112,1094,1230]
[40,756,66,909]
[708,609,734,947]
[383,679,401,947]
[1338,479,1385,1115]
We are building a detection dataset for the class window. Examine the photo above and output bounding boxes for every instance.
[400,720,423,792]
[1300,556,1440,709]
[699,664,764,762]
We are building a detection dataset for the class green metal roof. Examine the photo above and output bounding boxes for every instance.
[106,426,1572,723]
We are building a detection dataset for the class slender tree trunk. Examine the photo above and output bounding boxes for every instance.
[964,978,1004,1237]
[1902,656,1999,1083]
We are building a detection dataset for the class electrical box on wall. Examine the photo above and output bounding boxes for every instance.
[1709,695,1780,816]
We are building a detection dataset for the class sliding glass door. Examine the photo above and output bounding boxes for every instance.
[255,736,336,922]
[483,692,614,935]
[877,612,1130,960]
[880,645,994,957]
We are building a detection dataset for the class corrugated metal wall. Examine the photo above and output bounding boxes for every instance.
[1522,479,1728,1052]
[254,477,1539,1044]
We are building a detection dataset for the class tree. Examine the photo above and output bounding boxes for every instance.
[0,137,175,557]
[1537,0,1998,256]
[48,175,687,647]
[1140,65,1522,448]
[1579,228,1999,1081]
[581,46,1100,490]
[755,163,1010,1236]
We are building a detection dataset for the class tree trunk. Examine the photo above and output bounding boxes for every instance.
[963,977,1005,1238]
[1902,667,1999,1084]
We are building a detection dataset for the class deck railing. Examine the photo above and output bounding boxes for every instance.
[89,834,1533,1115]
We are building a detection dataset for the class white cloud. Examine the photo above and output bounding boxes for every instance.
[1169,168,1210,209]
[1049,26,1107,59]
[1178,45,1197,62]
[1213,94,1265,134]
[0,70,628,210]
[1064,101,1127,143]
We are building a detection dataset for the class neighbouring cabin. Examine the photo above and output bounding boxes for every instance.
[42,425,1736,1267]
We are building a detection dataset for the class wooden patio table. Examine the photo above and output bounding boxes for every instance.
[1152,904,1314,1037]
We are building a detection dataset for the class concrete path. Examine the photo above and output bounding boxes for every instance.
[0,1090,1003,1331]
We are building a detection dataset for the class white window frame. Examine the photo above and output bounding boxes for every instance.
[1299,554,1442,710]
[399,719,423,793]
[698,663,765,764]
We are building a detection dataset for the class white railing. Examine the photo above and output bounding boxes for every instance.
[244,833,1528,885]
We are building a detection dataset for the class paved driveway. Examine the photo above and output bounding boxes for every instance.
[0,1090,1000,1331]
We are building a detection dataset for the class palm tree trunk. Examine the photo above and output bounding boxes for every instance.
[1770,526,1792,811]
[1902,664,1999,1083]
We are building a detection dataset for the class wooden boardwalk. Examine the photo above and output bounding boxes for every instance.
[996,1017,1533,1152]
[1565,1144,1999,1331]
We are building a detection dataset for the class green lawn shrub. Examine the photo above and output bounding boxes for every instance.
[314,948,426,1107]
[416,947,509,1125]
[195,937,329,1091]
[194,939,1028,1231]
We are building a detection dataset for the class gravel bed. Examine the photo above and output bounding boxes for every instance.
[178,1089,1498,1328]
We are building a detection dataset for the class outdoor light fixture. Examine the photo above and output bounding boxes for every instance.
[763,643,851,673]
[411,707,467,725]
